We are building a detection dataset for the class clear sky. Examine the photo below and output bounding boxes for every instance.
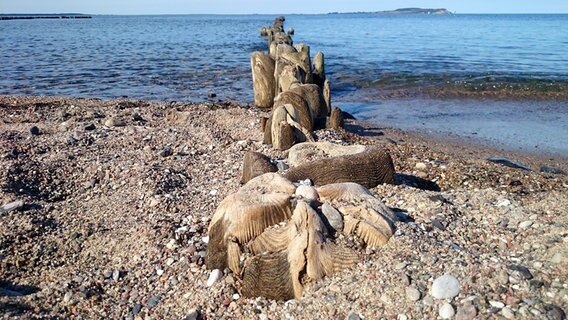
[1,0,567,14]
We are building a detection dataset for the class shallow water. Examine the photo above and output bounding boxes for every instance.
[342,99,568,156]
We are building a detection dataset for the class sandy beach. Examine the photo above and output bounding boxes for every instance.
[0,94,566,319]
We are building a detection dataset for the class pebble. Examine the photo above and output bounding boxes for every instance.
[232,293,240,300]
[29,126,41,136]
[346,312,361,320]
[166,239,178,250]
[431,218,446,231]
[508,264,533,280]
[103,270,113,279]
[489,301,504,309]
[518,220,533,229]
[496,199,511,207]
[455,302,477,320]
[113,269,120,281]
[105,118,126,127]
[405,286,421,301]
[497,270,509,285]
[160,145,173,157]
[400,273,411,286]
[185,308,199,320]
[202,236,209,244]
[439,302,455,319]
[423,296,435,306]
[166,257,175,266]
[547,305,566,320]
[501,307,515,319]
[415,162,427,170]
[207,269,223,287]
[149,198,160,208]
[275,160,289,171]
[397,315,408,320]
[132,113,145,122]
[63,291,73,304]
[550,252,566,264]
[147,295,161,308]
[295,185,319,200]
[209,189,218,196]
[432,274,460,299]
[321,203,343,232]
[395,262,408,270]
[156,269,164,276]
[85,123,96,131]
[132,303,142,315]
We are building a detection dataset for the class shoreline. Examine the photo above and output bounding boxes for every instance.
[1,95,566,318]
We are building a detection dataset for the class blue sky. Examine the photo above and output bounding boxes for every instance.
[2,0,567,14]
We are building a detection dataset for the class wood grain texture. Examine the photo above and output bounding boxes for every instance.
[284,148,396,188]
[240,151,278,184]
[251,52,276,109]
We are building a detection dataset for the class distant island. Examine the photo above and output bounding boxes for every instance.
[0,13,92,20]
[329,8,452,15]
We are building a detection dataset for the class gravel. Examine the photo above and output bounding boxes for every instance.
[1,95,567,319]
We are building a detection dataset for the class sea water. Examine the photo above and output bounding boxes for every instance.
[1,14,567,154]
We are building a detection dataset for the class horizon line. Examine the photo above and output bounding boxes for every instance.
[2,11,568,15]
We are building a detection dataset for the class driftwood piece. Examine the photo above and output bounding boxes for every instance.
[323,80,331,115]
[290,83,327,129]
[284,148,396,188]
[312,52,326,88]
[251,52,276,109]
[328,107,344,129]
[241,151,278,184]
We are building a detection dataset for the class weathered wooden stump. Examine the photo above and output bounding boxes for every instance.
[328,107,344,129]
[284,148,396,188]
[241,151,278,184]
[251,52,276,109]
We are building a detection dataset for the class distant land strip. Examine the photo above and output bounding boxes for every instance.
[329,8,452,15]
[0,14,92,20]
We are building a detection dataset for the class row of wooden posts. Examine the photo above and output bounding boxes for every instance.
[251,16,344,151]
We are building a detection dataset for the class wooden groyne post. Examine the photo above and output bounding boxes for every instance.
[251,16,342,151]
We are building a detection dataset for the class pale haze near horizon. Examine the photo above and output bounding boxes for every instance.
[1,0,568,14]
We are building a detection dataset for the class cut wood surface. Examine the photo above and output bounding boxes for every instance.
[284,148,396,188]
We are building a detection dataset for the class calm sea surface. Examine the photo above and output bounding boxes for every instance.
[1,14,567,154]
